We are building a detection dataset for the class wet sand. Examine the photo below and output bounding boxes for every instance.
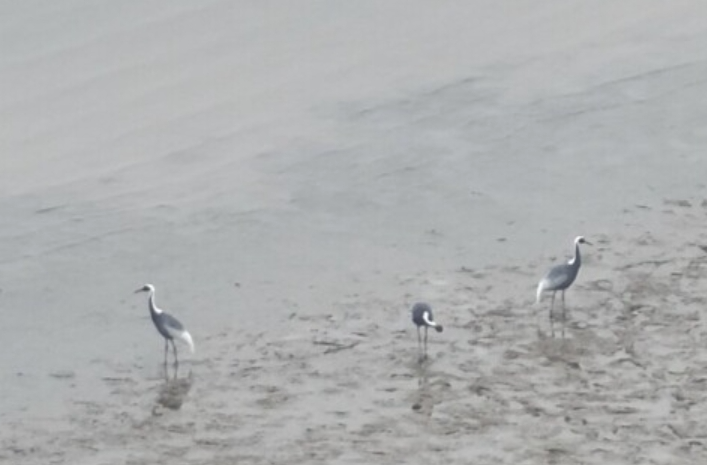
[2,1,707,464]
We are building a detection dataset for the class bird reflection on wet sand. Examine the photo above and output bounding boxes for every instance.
[153,369,194,414]
[411,361,434,416]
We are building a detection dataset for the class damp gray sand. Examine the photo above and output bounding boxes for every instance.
[2,2,707,464]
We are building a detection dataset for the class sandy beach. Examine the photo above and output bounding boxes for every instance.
[2,1,707,463]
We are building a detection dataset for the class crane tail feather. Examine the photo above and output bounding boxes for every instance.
[179,331,195,353]
[536,280,546,304]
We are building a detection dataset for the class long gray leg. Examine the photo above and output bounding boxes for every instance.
[417,326,422,356]
[550,292,556,337]
[561,290,567,320]
[164,339,169,365]
[423,326,429,359]
[171,340,179,367]
[560,291,567,338]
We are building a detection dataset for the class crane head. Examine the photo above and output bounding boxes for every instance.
[134,283,155,294]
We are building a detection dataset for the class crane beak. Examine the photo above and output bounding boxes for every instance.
[584,240,593,246]
[134,287,144,294]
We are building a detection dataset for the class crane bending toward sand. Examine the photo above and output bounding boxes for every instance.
[411,302,443,361]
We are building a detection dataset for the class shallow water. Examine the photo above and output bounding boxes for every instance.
[2,1,707,463]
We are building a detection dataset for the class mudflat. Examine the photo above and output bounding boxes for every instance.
[2,2,707,464]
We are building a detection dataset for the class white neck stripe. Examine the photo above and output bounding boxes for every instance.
[149,291,163,314]
[422,311,436,327]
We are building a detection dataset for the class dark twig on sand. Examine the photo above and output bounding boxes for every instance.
[616,259,671,271]
[312,339,361,354]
